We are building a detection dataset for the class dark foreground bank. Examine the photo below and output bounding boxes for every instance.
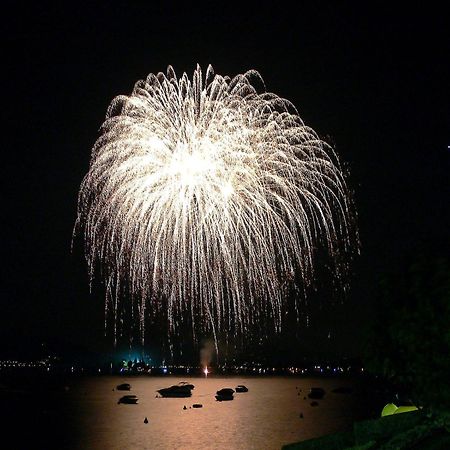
[283,410,450,449]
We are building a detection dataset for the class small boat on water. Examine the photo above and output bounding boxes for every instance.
[216,388,234,401]
[235,385,248,393]
[116,383,131,391]
[157,382,195,398]
[118,395,138,404]
[308,387,325,399]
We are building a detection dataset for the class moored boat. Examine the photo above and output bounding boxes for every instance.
[216,388,234,401]
[118,395,138,404]
[308,387,325,399]
[235,385,248,393]
[157,382,194,398]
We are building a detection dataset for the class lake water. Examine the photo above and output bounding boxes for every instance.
[3,375,376,449]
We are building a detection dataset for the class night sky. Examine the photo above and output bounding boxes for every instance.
[3,3,449,360]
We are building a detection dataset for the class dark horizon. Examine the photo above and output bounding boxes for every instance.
[3,3,449,362]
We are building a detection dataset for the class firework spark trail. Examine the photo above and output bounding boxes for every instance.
[75,65,356,343]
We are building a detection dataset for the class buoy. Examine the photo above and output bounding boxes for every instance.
[144,417,148,424]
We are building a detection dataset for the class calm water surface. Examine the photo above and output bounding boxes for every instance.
[61,375,366,449]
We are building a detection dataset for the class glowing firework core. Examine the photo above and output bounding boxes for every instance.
[75,64,356,342]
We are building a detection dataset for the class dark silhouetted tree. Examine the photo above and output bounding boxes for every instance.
[365,256,450,412]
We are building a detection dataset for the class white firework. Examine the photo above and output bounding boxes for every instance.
[75,65,356,343]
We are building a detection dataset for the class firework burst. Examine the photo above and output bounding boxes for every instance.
[75,65,356,343]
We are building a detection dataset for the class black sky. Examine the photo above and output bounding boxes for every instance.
[3,2,449,359]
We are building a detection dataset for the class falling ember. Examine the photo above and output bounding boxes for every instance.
[204,366,209,377]
[74,64,358,343]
